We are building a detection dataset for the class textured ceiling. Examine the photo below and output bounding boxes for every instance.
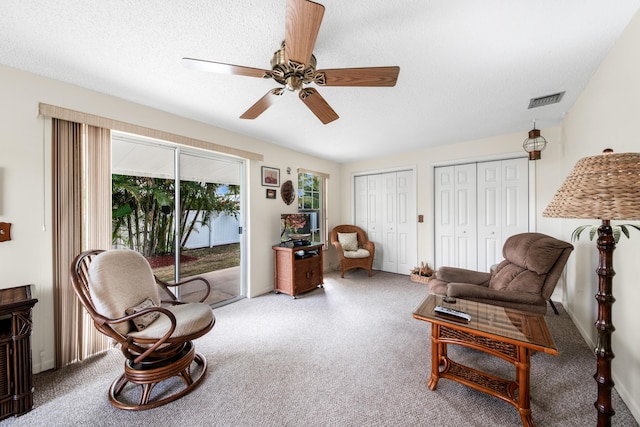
[1,1,639,163]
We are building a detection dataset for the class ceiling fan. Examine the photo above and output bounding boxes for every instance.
[182,0,400,124]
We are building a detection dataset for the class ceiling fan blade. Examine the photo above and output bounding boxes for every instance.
[315,66,400,87]
[182,57,270,78]
[298,88,339,124]
[240,88,285,120]
[285,0,325,65]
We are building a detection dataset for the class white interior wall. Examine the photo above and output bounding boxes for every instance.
[1,7,639,421]
[0,64,341,374]
[560,7,640,421]
[340,10,640,421]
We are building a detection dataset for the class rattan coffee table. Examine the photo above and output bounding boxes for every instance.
[413,295,558,427]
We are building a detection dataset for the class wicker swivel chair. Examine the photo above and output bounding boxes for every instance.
[330,225,375,277]
[428,233,573,314]
[70,249,215,410]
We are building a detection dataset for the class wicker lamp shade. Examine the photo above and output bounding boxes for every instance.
[542,152,640,220]
[543,150,640,426]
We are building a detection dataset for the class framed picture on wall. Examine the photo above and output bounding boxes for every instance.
[266,189,276,199]
[262,166,280,187]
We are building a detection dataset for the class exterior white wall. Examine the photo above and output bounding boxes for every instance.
[0,64,341,374]
[183,212,240,248]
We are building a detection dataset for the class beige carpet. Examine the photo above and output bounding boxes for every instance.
[6,270,638,426]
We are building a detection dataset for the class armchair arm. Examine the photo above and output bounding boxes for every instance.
[447,283,544,304]
[332,241,347,260]
[362,241,375,258]
[155,275,212,304]
[436,267,491,285]
[122,306,177,363]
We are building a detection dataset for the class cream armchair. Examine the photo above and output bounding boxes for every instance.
[330,225,375,277]
[70,249,215,410]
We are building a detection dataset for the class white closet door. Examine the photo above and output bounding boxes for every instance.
[434,163,477,270]
[354,175,368,230]
[454,164,477,270]
[396,170,416,275]
[367,174,384,270]
[477,158,529,271]
[355,174,383,270]
[381,172,398,272]
[501,158,529,239]
[477,161,502,272]
[436,158,528,272]
[434,167,456,269]
[354,170,417,274]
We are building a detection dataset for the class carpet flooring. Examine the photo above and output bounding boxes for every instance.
[5,270,638,426]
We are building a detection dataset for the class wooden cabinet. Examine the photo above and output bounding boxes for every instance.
[0,285,38,420]
[273,243,324,298]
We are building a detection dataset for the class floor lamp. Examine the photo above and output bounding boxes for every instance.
[542,151,640,427]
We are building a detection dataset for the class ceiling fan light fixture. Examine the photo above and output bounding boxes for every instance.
[285,75,303,91]
[523,121,548,160]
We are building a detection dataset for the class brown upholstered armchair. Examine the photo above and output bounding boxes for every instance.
[70,249,215,410]
[330,225,375,278]
[428,233,573,314]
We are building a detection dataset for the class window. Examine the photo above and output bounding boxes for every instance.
[298,170,327,245]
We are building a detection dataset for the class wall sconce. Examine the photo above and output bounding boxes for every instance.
[522,120,547,160]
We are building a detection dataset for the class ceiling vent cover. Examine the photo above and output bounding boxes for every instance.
[528,92,565,109]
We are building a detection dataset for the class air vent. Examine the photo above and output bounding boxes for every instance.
[528,92,565,109]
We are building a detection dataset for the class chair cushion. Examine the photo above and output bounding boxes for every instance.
[502,233,571,275]
[343,248,370,259]
[125,297,161,331]
[88,250,161,335]
[128,303,214,340]
[338,232,359,251]
[489,261,545,295]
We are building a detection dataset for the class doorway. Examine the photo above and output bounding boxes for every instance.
[111,132,245,306]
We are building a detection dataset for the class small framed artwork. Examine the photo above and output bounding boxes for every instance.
[266,189,277,199]
[262,166,280,187]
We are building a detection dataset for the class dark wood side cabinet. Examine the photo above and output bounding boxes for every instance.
[273,243,324,298]
[0,285,38,420]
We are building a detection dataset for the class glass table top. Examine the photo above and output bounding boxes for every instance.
[413,295,557,353]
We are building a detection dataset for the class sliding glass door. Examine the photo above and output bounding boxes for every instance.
[111,132,244,306]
